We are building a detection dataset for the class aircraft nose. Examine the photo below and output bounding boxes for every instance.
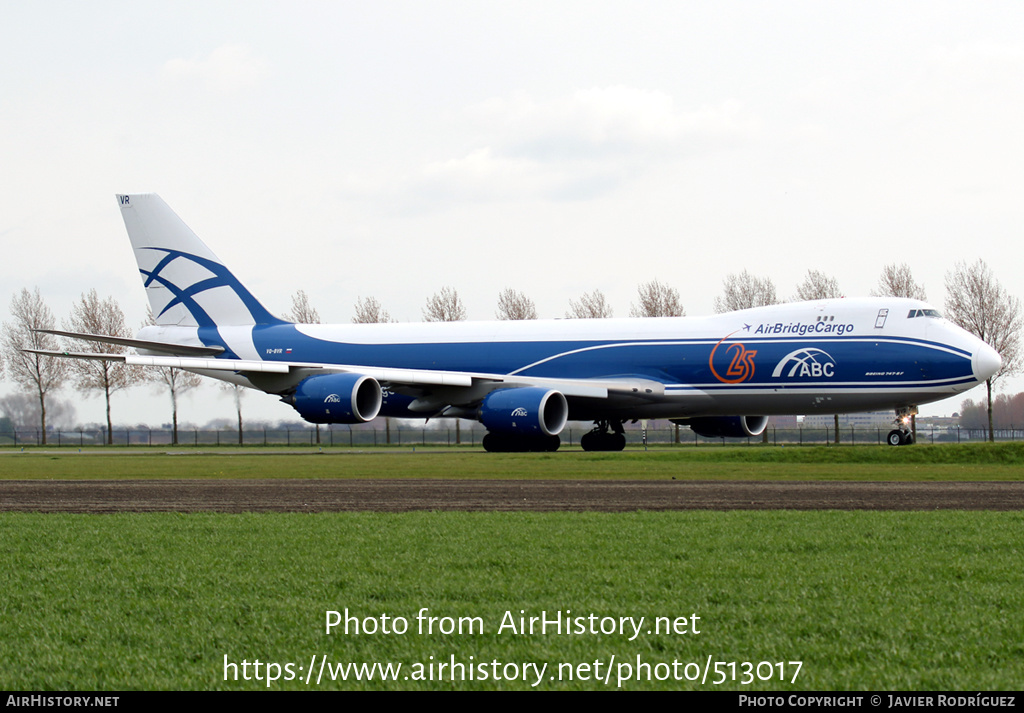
[972,341,1002,383]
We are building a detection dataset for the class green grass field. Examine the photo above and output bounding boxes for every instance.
[3,441,1024,480]
[1,511,1022,690]
[1,443,1022,690]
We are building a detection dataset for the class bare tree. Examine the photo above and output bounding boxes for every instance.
[351,296,396,441]
[872,263,927,300]
[288,289,321,324]
[63,290,142,444]
[944,259,1023,441]
[220,382,247,445]
[288,294,326,442]
[142,308,202,445]
[422,286,467,441]
[714,270,778,313]
[793,270,842,301]
[422,286,466,322]
[0,393,77,432]
[627,277,681,443]
[285,289,325,444]
[871,264,927,443]
[630,279,685,317]
[789,270,844,441]
[1,288,69,444]
[496,288,538,320]
[158,367,203,445]
[352,296,395,324]
[566,290,613,319]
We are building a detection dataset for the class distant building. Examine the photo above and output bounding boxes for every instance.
[916,415,959,430]
[801,411,894,428]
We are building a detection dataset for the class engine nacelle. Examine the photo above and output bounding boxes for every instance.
[479,387,568,437]
[290,373,382,424]
[678,415,769,439]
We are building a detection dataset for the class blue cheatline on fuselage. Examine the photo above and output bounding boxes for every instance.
[212,323,976,391]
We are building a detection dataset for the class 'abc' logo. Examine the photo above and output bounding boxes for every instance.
[771,348,836,378]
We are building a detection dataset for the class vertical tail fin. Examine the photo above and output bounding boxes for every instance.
[117,194,284,328]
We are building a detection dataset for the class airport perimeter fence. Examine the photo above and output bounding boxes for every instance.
[0,424,1020,448]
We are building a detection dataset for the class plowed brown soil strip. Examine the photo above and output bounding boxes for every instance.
[1,480,1023,512]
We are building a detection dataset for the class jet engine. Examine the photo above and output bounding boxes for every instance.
[479,387,568,436]
[290,373,382,424]
[677,415,769,438]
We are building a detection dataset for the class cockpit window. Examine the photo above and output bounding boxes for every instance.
[907,309,942,319]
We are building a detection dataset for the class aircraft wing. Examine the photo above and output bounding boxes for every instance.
[23,348,667,400]
[27,325,670,408]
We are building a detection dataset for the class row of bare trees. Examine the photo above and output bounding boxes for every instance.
[0,289,212,445]
[959,392,1024,432]
[346,263,929,324]
[339,264,919,323]
[1,289,137,444]
[354,279,683,322]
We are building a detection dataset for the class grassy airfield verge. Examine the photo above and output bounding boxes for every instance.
[3,444,1021,691]
[1,510,1021,690]
[1,442,1024,480]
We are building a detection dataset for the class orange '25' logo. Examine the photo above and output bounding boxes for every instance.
[709,333,757,384]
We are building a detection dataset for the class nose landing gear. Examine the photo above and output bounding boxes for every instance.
[886,406,918,446]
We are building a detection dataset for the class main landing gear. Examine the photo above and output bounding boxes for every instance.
[482,433,561,452]
[481,420,628,452]
[580,420,626,452]
[886,406,917,446]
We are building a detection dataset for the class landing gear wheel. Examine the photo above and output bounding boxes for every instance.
[889,406,918,447]
[483,433,502,452]
[581,431,596,451]
[483,432,561,452]
[580,430,626,452]
[887,429,914,446]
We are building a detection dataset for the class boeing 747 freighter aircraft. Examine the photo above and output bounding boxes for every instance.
[32,194,1002,451]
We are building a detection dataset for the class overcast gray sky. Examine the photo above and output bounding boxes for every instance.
[3,1,1023,427]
